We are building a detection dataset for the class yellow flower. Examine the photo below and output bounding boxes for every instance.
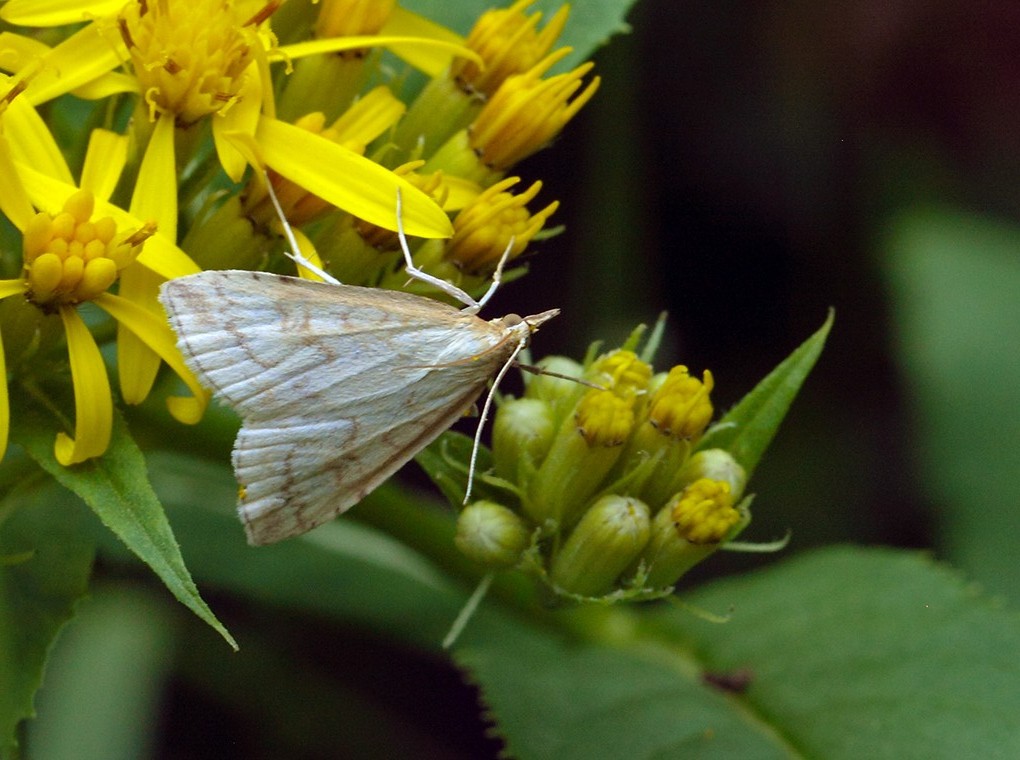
[451,0,570,97]
[0,0,454,239]
[671,479,740,545]
[445,177,558,274]
[0,89,208,465]
[469,48,600,171]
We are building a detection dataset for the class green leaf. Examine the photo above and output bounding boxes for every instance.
[25,585,177,760]
[132,451,470,647]
[11,401,236,650]
[696,310,833,479]
[882,207,1020,602]
[458,546,1020,759]
[415,430,500,508]
[402,0,639,69]
[0,477,94,757]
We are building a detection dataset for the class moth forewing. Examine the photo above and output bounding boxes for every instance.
[159,269,559,545]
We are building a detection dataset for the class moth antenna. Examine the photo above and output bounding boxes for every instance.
[515,362,606,390]
[464,332,529,505]
[442,572,494,649]
[264,171,342,285]
[395,188,511,314]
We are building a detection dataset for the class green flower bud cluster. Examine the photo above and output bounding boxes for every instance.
[454,342,750,600]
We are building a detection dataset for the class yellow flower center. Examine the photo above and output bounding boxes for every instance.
[451,0,570,97]
[671,479,739,545]
[648,366,714,440]
[23,190,152,308]
[575,389,634,447]
[469,48,600,170]
[589,350,653,398]
[446,177,558,273]
[119,0,261,125]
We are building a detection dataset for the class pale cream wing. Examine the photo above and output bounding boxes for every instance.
[160,270,515,545]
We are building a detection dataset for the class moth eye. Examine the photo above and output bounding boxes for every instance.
[501,313,524,327]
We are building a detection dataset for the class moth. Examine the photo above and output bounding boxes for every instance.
[159,189,556,545]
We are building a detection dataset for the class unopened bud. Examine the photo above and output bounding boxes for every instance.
[550,495,651,597]
[492,397,556,482]
[455,501,531,568]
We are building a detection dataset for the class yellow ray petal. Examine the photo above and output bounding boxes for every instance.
[94,292,210,425]
[1,74,74,184]
[212,61,265,182]
[118,113,177,404]
[80,129,128,202]
[277,34,479,74]
[0,0,124,26]
[55,306,112,465]
[19,23,126,106]
[255,116,452,239]
[382,7,468,78]
[0,134,35,231]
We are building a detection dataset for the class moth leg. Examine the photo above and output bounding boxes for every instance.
[396,189,514,315]
[264,172,342,286]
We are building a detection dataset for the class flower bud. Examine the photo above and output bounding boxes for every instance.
[492,397,556,481]
[455,501,531,568]
[637,505,717,589]
[672,479,740,545]
[676,450,747,501]
[525,355,586,418]
[525,390,634,525]
[550,495,651,597]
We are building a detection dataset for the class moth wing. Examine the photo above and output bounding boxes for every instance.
[159,270,513,545]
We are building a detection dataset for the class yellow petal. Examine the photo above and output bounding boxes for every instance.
[0,133,35,230]
[290,227,327,282]
[0,280,27,299]
[131,113,177,240]
[0,0,124,26]
[256,116,452,239]
[115,265,163,405]
[382,7,469,78]
[55,306,112,465]
[1,76,74,184]
[19,23,126,105]
[212,61,264,182]
[70,71,139,100]
[278,34,480,76]
[95,292,210,425]
[80,129,128,202]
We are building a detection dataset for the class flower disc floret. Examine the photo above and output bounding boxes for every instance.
[23,191,148,308]
[120,0,257,124]
[648,366,714,440]
[451,0,570,97]
[446,177,558,273]
[575,389,634,447]
[671,479,739,545]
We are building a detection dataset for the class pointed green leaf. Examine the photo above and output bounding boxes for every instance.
[696,310,833,479]
[457,546,1020,759]
[0,477,94,757]
[11,401,236,650]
